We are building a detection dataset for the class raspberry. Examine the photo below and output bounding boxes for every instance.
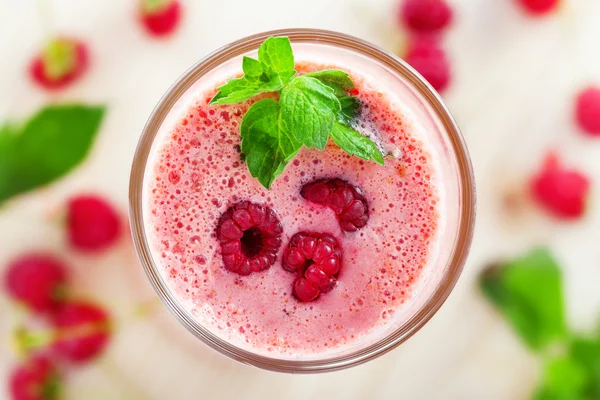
[575,86,600,136]
[51,301,111,363]
[217,202,283,275]
[9,357,61,400]
[530,153,590,220]
[140,0,182,37]
[301,179,369,232]
[405,38,451,93]
[29,37,88,90]
[516,0,560,15]
[4,254,68,314]
[399,0,453,34]
[67,195,121,252]
[282,232,342,302]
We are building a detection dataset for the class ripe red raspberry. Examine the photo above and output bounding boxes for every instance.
[516,0,560,15]
[399,0,453,34]
[575,86,600,136]
[282,232,342,302]
[530,153,590,220]
[67,195,122,252]
[140,0,182,37]
[405,38,451,93]
[302,179,369,232]
[4,254,68,314]
[217,201,283,275]
[9,357,61,400]
[51,301,111,363]
[29,37,88,90]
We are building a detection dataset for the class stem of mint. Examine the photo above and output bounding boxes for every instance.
[209,36,384,189]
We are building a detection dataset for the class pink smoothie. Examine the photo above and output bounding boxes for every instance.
[145,61,440,357]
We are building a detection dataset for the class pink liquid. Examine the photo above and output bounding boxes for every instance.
[146,62,440,357]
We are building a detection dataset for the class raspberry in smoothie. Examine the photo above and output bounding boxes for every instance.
[144,52,441,357]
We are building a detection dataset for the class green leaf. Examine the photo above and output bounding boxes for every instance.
[240,99,301,189]
[280,76,341,150]
[330,123,384,165]
[305,70,355,90]
[210,78,268,105]
[339,96,360,124]
[570,334,600,398]
[210,50,294,105]
[304,70,355,97]
[534,333,600,400]
[0,105,105,203]
[257,37,295,74]
[242,56,263,78]
[535,356,589,400]
[479,248,566,350]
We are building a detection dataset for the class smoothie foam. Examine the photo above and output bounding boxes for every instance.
[144,52,442,358]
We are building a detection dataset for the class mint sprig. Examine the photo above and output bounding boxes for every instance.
[0,105,105,203]
[480,248,600,399]
[210,36,384,189]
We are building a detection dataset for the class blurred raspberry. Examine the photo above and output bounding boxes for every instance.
[29,37,88,90]
[67,195,121,252]
[399,0,453,34]
[4,254,68,314]
[405,38,451,93]
[575,86,600,136]
[516,0,560,15]
[530,153,590,220]
[140,0,182,37]
[52,301,111,363]
[9,356,61,400]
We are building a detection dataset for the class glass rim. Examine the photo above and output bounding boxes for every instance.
[129,28,476,373]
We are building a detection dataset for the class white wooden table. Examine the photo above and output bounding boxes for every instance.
[1,0,599,398]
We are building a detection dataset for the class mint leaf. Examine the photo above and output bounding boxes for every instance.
[0,125,17,197]
[242,56,263,78]
[210,75,290,105]
[339,96,360,124]
[331,123,384,165]
[479,248,566,350]
[210,39,296,105]
[570,334,600,398]
[240,99,301,189]
[535,356,589,400]
[534,333,600,400]
[257,37,295,74]
[0,105,105,203]
[210,78,268,105]
[280,76,340,150]
[305,69,355,95]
